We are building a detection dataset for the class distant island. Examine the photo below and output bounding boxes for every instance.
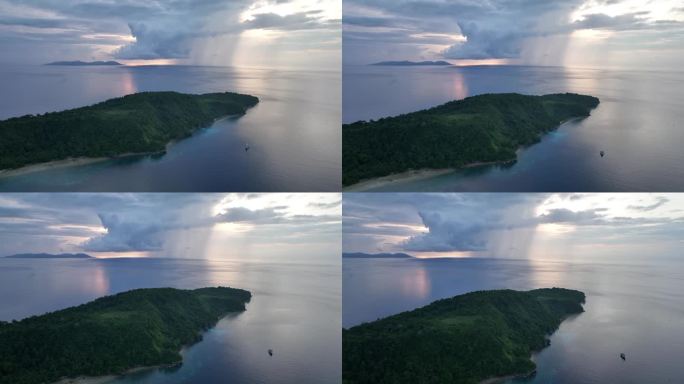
[343,93,600,187]
[371,60,452,66]
[45,60,123,66]
[343,252,414,259]
[0,286,251,384]
[0,91,259,171]
[5,253,93,259]
[343,288,585,384]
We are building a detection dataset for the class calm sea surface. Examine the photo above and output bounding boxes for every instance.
[0,257,341,384]
[0,65,340,191]
[343,65,684,191]
[343,257,684,383]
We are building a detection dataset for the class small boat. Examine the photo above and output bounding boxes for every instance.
[600,150,605,157]
[620,353,626,360]
[268,349,273,356]
[245,143,250,151]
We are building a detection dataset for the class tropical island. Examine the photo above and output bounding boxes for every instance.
[342,93,600,187]
[4,253,93,259]
[371,60,452,66]
[0,286,251,384]
[0,91,259,172]
[45,61,123,66]
[343,252,414,259]
[343,288,585,384]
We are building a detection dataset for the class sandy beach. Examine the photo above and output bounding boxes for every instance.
[0,157,111,178]
[344,159,516,191]
[52,361,182,384]
[0,150,168,179]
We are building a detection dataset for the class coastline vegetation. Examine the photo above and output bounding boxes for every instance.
[0,287,251,384]
[343,288,585,384]
[342,93,599,186]
[0,91,258,171]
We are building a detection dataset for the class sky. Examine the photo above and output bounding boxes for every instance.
[0,193,341,261]
[343,193,684,262]
[0,0,340,69]
[343,0,684,69]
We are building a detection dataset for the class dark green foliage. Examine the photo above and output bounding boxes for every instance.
[0,91,259,170]
[343,288,585,384]
[342,93,599,186]
[0,287,251,384]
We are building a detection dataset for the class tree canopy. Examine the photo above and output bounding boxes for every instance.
[0,91,258,170]
[343,288,585,384]
[0,287,251,384]
[343,93,599,186]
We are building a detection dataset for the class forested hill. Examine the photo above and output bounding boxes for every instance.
[0,287,251,384]
[343,93,599,186]
[0,91,259,171]
[343,288,585,384]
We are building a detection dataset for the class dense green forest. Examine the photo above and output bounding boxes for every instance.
[0,91,259,170]
[343,288,585,384]
[343,93,599,186]
[0,287,251,384]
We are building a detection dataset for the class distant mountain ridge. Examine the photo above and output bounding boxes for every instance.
[371,60,452,66]
[45,60,122,66]
[5,253,93,259]
[343,252,414,259]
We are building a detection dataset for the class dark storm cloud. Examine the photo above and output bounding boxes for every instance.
[343,0,684,63]
[82,213,165,252]
[343,193,544,253]
[343,193,682,254]
[0,193,340,255]
[0,0,338,62]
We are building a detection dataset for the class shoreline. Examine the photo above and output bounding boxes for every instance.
[343,116,587,192]
[0,113,243,179]
[52,361,182,384]
[479,369,537,384]
[343,159,515,191]
[0,151,161,179]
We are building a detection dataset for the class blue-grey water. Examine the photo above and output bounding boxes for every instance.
[0,257,341,384]
[343,65,684,191]
[0,65,340,192]
[343,257,684,383]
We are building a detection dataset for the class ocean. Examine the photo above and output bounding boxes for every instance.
[343,65,684,191]
[0,64,340,192]
[0,256,341,384]
[343,257,684,383]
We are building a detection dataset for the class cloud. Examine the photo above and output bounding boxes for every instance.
[82,213,164,252]
[114,22,196,60]
[343,0,684,65]
[0,193,340,257]
[403,210,488,252]
[0,0,340,65]
[344,193,543,253]
[343,193,684,256]
[216,207,286,223]
[242,11,336,31]
[537,208,605,224]
[628,196,669,211]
